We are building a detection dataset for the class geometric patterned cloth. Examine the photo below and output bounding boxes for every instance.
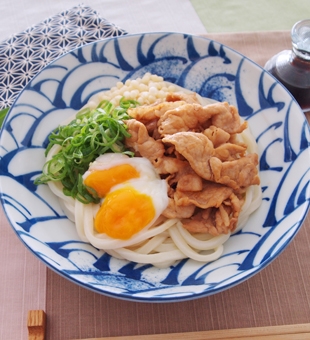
[0,4,127,110]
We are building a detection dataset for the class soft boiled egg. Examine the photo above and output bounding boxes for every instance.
[83,153,159,197]
[83,153,169,240]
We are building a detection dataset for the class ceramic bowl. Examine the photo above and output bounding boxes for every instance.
[0,32,309,302]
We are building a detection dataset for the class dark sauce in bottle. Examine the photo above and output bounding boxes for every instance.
[265,19,310,114]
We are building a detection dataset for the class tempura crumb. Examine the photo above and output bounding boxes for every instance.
[94,73,177,107]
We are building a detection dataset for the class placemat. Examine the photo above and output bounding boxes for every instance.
[47,214,310,340]
[0,209,46,340]
[44,30,310,340]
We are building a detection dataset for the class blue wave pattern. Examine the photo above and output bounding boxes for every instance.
[0,33,309,302]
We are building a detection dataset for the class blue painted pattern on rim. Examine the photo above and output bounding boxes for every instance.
[0,32,309,302]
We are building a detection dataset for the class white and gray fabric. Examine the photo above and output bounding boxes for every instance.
[0,4,127,110]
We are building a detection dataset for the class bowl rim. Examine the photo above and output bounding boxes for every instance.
[0,31,309,303]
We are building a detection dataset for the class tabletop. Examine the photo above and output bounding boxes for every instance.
[0,1,310,340]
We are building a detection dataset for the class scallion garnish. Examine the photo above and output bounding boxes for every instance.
[34,97,139,203]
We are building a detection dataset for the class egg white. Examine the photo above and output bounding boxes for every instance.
[83,153,159,182]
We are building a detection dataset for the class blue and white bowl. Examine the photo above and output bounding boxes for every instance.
[0,32,309,302]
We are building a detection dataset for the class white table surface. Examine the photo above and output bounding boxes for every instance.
[0,0,207,42]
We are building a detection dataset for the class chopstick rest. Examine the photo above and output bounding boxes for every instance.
[27,310,46,340]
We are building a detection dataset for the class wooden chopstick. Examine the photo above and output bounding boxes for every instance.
[27,311,310,340]
[27,310,46,340]
[75,323,310,340]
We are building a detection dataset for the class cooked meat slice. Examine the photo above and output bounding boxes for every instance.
[158,103,201,135]
[211,102,248,134]
[126,94,260,238]
[165,162,201,192]
[177,173,203,192]
[215,206,238,234]
[214,143,247,161]
[158,102,228,136]
[156,157,188,175]
[210,153,260,190]
[125,119,188,175]
[166,92,201,104]
[163,132,259,190]
[182,193,241,236]
[228,192,243,216]
[144,118,159,138]
[204,126,230,147]
[162,198,196,219]
[125,119,150,147]
[162,131,214,180]
[174,181,233,209]
[182,209,218,235]
[128,101,185,122]
[125,119,165,166]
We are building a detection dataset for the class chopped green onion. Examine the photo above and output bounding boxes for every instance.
[0,107,9,127]
[34,98,139,203]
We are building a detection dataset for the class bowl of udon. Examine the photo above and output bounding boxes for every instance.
[0,32,309,302]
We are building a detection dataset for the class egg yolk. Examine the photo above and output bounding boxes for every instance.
[95,185,156,240]
[84,164,140,197]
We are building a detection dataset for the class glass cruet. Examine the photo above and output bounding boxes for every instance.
[264,19,310,114]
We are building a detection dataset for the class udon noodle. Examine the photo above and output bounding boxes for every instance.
[43,73,262,268]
